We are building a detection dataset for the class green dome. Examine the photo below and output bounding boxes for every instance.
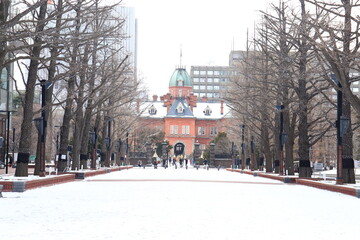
[169,68,192,87]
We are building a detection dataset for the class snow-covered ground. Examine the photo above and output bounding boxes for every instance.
[0,167,359,240]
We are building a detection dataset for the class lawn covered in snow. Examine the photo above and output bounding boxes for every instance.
[0,167,358,240]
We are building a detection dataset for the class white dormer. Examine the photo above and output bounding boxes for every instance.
[177,79,184,86]
[176,102,184,113]
[148,104,157,115]
[203,105,212,116]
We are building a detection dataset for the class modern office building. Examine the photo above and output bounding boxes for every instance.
[189,51,244,102]
[189,66,235,101]
[111,6,138,80]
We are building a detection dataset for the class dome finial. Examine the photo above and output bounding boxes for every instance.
[179,44,182,68]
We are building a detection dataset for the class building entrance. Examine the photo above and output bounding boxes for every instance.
[174,142,185,156]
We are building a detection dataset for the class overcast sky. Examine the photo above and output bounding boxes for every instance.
[122,0,274,97]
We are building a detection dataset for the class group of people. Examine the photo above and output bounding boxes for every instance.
[148,156,190,169]
[137,156,212,169]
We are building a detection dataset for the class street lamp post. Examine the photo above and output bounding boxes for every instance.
[105,118,112,167]
[240,124,245,170]
[11,128,15,167]
[0,110,14,174]
[117,138,122,166]
[231,141,235,169]
[331,74,350,184]
[162,141,168,168]
[194,141,200,168]
[251,136,255,171]
[54,125,61,167]
[38,79,47,177]
[336,114,350,184]
[210,142,215,168]
[126,132,129,166]
[275,105,285,175]
[89,129,97,169]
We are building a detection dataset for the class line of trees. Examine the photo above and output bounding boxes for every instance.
[225,0,360,183]
[1,0,143,176]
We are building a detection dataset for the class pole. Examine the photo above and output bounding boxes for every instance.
[91,128,97,169]
[55,132,59,166]
[12,128,15,167]
[5,111,10,174]
[105,119,111,167]
[231,142,235,169]
[336,83,343,184]
[241,125,245,170]
[39,80,46,177]
[5,65,10,173]
[251,136,255,171]
[279,105,284,176]
[126,132,129,165]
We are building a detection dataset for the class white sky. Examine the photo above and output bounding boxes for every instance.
[121,0,274,97]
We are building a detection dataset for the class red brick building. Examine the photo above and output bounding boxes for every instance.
[140,68,231,157]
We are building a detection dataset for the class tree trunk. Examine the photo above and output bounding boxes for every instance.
[57,1,80,172]
[342,99,355,183]
[262,120,272,173]
[0,0,10,69]
[15,1,48,177]
[285,112,296,175]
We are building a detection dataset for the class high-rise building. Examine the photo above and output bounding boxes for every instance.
[111,6,138,80]
[190,66,238,102]
[189,51,243,102]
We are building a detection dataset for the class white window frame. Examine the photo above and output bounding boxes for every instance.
[174,125,178,134]
[170,125,174,134]
[210,127,218,136]
[198,127,206,135]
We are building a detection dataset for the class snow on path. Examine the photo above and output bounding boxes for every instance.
[0,168,358,240]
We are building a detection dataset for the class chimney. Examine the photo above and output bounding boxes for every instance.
[220,100,224,115]
[152,95,158,102]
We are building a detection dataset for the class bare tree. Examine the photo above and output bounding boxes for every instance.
[304,0,360,183]
[15,0,49,176]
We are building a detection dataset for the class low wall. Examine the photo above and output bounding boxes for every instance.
[0,166,133,192]
[226,168,359,198]
[296,178,360,198]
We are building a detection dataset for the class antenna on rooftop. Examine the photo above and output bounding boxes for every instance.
[232,36,234,51]
[180,44,183,68]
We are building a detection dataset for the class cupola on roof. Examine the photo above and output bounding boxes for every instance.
[169,68,192,87]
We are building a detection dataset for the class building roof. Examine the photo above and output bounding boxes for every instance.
[140,102,167,119]
[140,100,231,120]
[169,68,192,87]
[193,102,230,120]
[166,98,194,118]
